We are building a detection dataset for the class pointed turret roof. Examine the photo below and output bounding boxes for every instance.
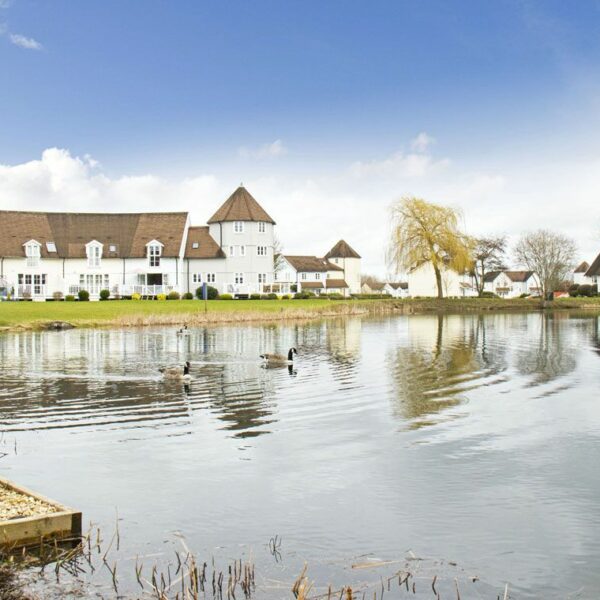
[207,186,276,224]
[324,239,361,259]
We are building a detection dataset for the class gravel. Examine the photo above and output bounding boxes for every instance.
[0,483,59,521]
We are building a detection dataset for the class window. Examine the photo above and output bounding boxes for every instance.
[334,258,339,264]
[315,273,321,279]
[257,246,268,256]
[229,246,235,257]
[240,245,246,256]
[192,273,202,284]
[234,221,244,233]
[86,241,102,268]
[192,242,199,249]
[258,222,266,233]
[46,242,57,253]
[24,241,41,267]
[301,273,307,280]
[148,242,162,267]
[206,273,216,283]
[258,273,267,284]
[79,274,109,295]
[18,273,46,295]
[109,245,117,253]
[235,273,244,284]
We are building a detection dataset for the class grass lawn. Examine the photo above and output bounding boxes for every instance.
[0,298,374,328]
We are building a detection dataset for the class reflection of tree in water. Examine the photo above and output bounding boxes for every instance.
[515,314,577,385]
[388,315,507,429]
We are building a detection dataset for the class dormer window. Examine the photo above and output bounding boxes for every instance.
[86,240,103,268]
[24,240,41,267]
[234,221,244,234]
[147,240,163,267]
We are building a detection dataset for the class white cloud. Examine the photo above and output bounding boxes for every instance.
[9,33,42,50]
[411,132,436,153]
[238,139,287,159]
[349,149,449,178]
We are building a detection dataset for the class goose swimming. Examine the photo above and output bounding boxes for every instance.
[159,361,192,381]
[260,348,297,366]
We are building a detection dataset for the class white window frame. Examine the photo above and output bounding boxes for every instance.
[258,273,267,284]
[240,245,246,257]
[192,273,202,284]
[206,273,216,283]
[86,240,103,269]
[229,246,235,257]
[315,273,321,279]
[301,273,307,280]
[235,273,244,284]
[258,222,266,233]
[147,240,163,267]
[24,240,41,267]
[234,221,244,234]
[257,246,268,256]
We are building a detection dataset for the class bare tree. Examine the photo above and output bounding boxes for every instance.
[472,236,507,297]
[361,273,382,287]
[514,230,577,299]
[273,234,286,274]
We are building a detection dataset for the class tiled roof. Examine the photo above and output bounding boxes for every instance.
[0,211,188,258]
[388,282,408,290]
[586,253,600,278]
[301,281,324,289]
[185,226,226,259]
[324,239,361,259]
[207,186,275,224]
[325,279,348,289]
[284,255,343,272]
[574,261,590,274]
[505,271,534,283]
[483,270,502,282]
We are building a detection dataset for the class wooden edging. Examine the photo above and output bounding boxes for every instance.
[0,476,82,550]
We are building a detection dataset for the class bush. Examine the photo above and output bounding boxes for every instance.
[182,292,193,300]
[350,294,392,300]
[218,293,233,300]
[293,291,316,299]
[290,284,297,293]
[326,293,345,300]
[250,293,261,300]
[568,284,580,297]
[519,293,531,298]
[592,284,598,297]
[132,292,142,300]
[167,291,180,300]
[78,290,90,301]
[480,291,497,299]
[260,294,270,300]
[52,291,64,301]
[157,293,167,301]
[65,295,76,302]
[267,293,278,300]
[578,284,593,297]
[281,294,292,300]
[99,289,110,301]
[195,285,219,300]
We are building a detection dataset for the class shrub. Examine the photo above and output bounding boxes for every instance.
[65,295,76,302]
[351,294,392,300]
[519,293,531,299]
[480,291,497,299]
[182,292,193,300]
[250,293,261,300]
[267,293,278,300]
[578,284,593,297]
[218,293,233,300]
[290,284,297,293]
[99,289,110,301]
[195,285,219,300]
[157,293,167,301]
[132,292,142,301]
[167,291,181,300]
[260,294,270,300]
[293,291,316,299]
[568,284,580,297]
[592,284,599,297]
[327,293,345,299]
[78,290,90,301]
[281,294,292,300]
[52,291,64,301]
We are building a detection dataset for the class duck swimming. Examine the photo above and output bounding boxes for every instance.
[176,324,190,335]
[260,348,297,366]
[159,361,192,381]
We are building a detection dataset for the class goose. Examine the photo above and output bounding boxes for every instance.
[260,348,297,366]
[176,324,190,335]
[159,361,192,381]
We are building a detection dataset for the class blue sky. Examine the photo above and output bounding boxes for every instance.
[2,0,600,273]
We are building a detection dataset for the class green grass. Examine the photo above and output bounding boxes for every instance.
[0,298,378,328]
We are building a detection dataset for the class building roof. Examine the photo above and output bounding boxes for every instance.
[207,186,275,224]
[574,261,590,274]
[325,279,349,289]
[586,253,600,278]
[505,271,534,283]
[387,282,408,290]
[367,282,386,291]
[301,281,324,289]
[324,239,361,259]
[284,255,343,272]
[483,270,502,283]
[184,226,226,259]
[0,211,188,258]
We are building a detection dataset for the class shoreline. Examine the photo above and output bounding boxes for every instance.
[1,297,600,333]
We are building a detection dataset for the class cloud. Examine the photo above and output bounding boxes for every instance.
[349,149,449,178]
[9,33,42,50]
[411,132,436,153]
[238,139,287,159]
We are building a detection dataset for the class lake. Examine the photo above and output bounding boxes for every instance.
[1,312,600,598]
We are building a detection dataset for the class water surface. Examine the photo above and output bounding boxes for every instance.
[1,312,600,598]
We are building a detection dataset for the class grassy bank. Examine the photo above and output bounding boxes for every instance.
[1,296,599,332]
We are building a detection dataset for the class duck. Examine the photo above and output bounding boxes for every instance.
[159,361,192,381]
[176,324,190,335]
[260,348,297,366]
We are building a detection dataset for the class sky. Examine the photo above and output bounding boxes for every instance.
[2,0,600,276]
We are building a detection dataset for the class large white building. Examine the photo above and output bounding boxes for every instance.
[407,261,477,298]
[0,187,362,301]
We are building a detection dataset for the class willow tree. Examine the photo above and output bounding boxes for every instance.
[387,197,473,298]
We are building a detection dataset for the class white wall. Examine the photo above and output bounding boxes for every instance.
[408,262,476,298]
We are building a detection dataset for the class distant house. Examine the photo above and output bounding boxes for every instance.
[383,282,409,298]
[407,261,477,298]
[483,270,540,298]
[572,261,591,285]
[275,254,351,297]
[361,282,386,295]
[586,254,600,286]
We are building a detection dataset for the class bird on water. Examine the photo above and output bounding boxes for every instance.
[260,348,297,366]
